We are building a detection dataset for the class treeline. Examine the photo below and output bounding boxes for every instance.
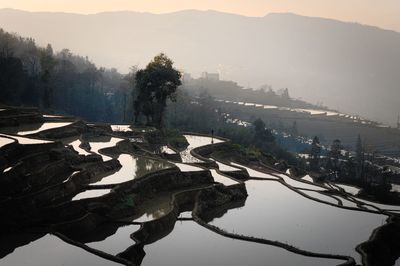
[305,136,400,203]
[0,29,134,122]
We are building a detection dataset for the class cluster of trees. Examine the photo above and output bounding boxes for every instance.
[307,135,396,191]
[0,29,133,122]
[0,29,184,127]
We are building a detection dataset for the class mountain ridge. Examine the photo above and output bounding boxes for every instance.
[0,8,399,124]
[1,8,399,33]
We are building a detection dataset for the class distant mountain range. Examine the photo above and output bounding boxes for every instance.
[0,8,399,125]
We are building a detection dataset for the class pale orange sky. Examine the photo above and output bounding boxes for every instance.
[0,0,399,32]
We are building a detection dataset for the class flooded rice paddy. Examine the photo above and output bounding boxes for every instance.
[210,181,386,264]
[93,154,173,185]
[180,134,223,163]
[0,234,121,266]
[141,222,344,266]
[1,126,397,266]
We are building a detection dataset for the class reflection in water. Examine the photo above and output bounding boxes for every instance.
[160,146,176,154]
[299,190,340,205]
[392,184,400,193]
[210,169,238,186]
[210,181,386,264]
[111,125,132,132]
[0,134,53,145]
[336,184,360,195]
[43,115,64,118]
[180,135,224,163]
[0,136,15,147]
[231,163,279,179]
[65,138,91,156]
[3,167,12,173]
[88,137,124,161]
[338,196,360,208]
[213,160,241,172]
[276,174,326,191]
[174,163,204,172]
[17,122,72,135]
[72,189,111,201]
[0,123,43,135]
[142,222,343,266]
[223,100,347,118]
[87,224,140,255]
[1,127,390,266]
[0,234,120,266]
[232,163,324,191]
[302,175,313,182]
[134,194,172,222]
[94,154,173,185]
[354,197,400,212]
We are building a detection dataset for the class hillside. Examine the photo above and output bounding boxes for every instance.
[0,8,399,124]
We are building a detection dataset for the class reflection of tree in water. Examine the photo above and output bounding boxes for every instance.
[134,158,172,178]
[142,195,171,220]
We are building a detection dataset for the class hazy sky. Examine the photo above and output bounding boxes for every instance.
[0,0,399,32]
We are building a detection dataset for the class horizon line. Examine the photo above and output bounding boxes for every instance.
[0,7,398,34]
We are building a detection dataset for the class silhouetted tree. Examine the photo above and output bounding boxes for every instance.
[134,53,181,128]
[330,139,343,170]
[310,136,321,170]
[355,135,365,180]
[253,118,275,144]
[291,121,298,135]
[281,88,290,99]
[40,44,57,108]
[0,52,25,103]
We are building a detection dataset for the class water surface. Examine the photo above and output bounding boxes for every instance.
[277,174,326,191]
[210,169,238,186]
[111,125,132,132]
[67,139,91,155]
[174,163,205,172]
[94,154,173,185]
[214,160,242,172]
[87,224,140,255]
[0,136,15,147]
[72,189,111,201]
[210,180,386,264]
[142,221,343,266]
[231,163,279,180]
[336,184,360,195]
[0,134,53,145]
[161,146,176,154]
[89,137,124,161]
[0,234,120,266]
[180,135,223,163]
[391,184,400,193]
[18,122,72,135]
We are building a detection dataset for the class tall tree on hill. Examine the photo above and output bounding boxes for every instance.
[0,52,25,103]
[310,136,321,171]
[291,120,298,135]
[355,135,365,180]
[40,44,57,108]
[330,139,342,165]
[253,118,275,145]
[134,53,181,128]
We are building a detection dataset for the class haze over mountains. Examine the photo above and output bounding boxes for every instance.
[0,8,399,125]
